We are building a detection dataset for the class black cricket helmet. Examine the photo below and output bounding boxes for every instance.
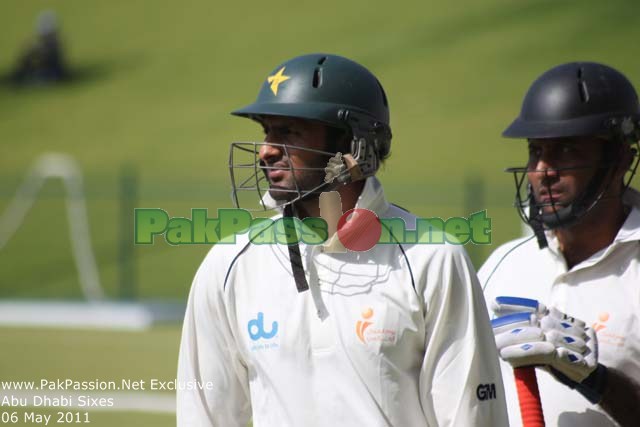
[504,62,640,247]
[229,53,391,210]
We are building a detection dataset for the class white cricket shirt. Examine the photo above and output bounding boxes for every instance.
[178,177,508,426]
[480,188,640,427]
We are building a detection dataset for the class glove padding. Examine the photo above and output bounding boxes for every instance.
[324,152,346,184]
[491,296,598,384]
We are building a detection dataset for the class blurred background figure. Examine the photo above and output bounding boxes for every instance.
[11,10,69,85]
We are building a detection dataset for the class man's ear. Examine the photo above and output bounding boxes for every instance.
[610,143,635,194]
[617,144,634,177]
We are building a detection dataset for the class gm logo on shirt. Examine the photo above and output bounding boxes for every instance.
[476,383,496,401]
[248,312,279,341]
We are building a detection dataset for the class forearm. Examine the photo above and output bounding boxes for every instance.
[598,367,640,427]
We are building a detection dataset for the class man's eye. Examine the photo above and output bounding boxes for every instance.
[271,127,292,137]
[560,145,574,154]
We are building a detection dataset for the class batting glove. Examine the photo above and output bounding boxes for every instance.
[491,296,598,384]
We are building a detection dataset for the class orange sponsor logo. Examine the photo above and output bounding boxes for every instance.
[355,307,397,344]
[592,312,626,347]
[356,307,374,343]
[592,312,609,332]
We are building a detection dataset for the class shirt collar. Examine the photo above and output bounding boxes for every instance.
[545,187,640,271]
[354,176,389,217]
[615,187,640,243]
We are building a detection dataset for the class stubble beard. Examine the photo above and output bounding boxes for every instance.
[268,169,327,201]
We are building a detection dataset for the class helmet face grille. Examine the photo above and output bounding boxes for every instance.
[229,142,339,211]
[505,140,640,233]
[508,165,606,230]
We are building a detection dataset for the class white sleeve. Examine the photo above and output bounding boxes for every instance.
[177,258,252,427]
[419,246,509,427]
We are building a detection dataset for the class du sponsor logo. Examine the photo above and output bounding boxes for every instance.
[248,312,278,340]
[248,312,279,351]
[248,312,280,351]
[355,307,396,345]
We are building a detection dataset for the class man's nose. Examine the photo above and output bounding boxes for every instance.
[259,138,283,165]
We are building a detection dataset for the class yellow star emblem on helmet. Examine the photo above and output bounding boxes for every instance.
[267,67,291,96]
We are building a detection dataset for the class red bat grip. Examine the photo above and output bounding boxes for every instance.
[514,367,545,427]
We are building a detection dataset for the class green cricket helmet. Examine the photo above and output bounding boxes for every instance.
[229,53,392,210]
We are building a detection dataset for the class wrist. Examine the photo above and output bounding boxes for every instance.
[549,363,608,404]
[576,363,608,404]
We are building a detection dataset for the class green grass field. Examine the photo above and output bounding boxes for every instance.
[0,326,179,426]
[2,0,640,425]
[0,326,179,382]
[15,410,173,427]
[2,0,640,300]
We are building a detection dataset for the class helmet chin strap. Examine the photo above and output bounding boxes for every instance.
[526,192,549,249]
[283,203,310,293]
[270,152,366,208]
[527,165,613,249]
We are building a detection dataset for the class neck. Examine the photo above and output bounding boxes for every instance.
[293,180,365,219]
[554,197,628,269]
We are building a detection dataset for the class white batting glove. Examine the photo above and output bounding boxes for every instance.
[491,296,598,384]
